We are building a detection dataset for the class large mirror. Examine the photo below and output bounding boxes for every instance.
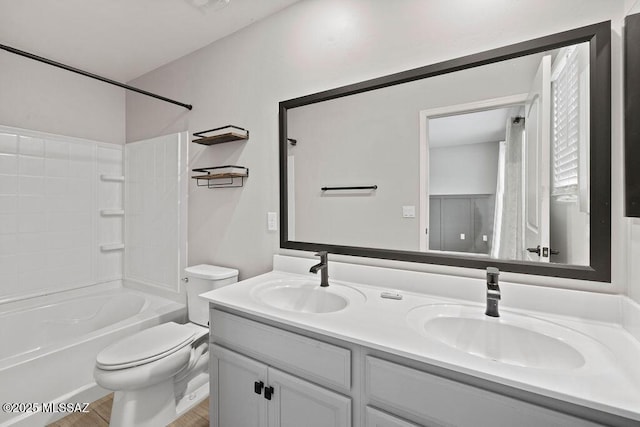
[279,22,611,282]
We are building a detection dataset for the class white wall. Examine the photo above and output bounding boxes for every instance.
[0,126,123,303]
[126,0,629,293]
[549,199,590,265]
[430,142,500,196]
[287,90,419,251]
[0,52,125,145]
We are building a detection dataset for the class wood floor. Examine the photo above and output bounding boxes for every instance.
[47,393,209,427]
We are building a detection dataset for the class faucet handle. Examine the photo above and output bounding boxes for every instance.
[314,251,328,260]
[486,267,499,275]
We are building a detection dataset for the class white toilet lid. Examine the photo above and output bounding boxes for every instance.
[96,322,195,370]
[185,264,238,280]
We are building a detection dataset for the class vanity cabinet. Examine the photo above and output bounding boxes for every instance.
[211,345,351,427]
[364,356,600,427]
[365,407,421,427]
[209,308,609,427]
[210,309,352,427]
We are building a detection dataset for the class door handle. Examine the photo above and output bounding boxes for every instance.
[527,246,559,257]
[526,245,541,255]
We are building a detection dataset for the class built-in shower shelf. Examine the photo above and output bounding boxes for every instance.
[191,165,249,188]
[192,125,249,145]
[101,209,125,216]
[100,243,124,251]
[100,174,125,182]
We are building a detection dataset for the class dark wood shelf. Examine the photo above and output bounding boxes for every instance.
[192,125,249,145]
[191,165,249,188]
[191,172,248,180]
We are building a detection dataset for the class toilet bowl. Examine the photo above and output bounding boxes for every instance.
[94,264,238,427]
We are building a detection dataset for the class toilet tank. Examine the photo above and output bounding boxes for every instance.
[184,264,238,326]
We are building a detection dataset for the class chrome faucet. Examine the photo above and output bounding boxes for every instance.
[485,267,500,317]
[309,251,329,287]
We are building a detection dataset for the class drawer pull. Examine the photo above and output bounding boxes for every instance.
[264,386,275,400]
[254,381,264,394]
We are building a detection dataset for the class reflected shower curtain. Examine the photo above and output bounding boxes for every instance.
[491,119,525,260]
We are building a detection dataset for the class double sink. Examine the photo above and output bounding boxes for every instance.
[250,276,606,371]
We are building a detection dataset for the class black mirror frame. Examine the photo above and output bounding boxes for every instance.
[625,13,640,217]
[279,21,611,282]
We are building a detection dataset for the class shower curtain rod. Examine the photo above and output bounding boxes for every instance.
[0,43,193,111]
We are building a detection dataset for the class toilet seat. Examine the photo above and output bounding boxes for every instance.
[97,322,195,370]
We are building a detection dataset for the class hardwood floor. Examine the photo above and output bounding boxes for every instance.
[47,393,209,427]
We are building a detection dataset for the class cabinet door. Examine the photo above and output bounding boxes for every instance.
[365,406,423,427]
[211,345,268,427]
[268,367,351,427]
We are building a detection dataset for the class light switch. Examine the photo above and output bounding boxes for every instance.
[483,235,488,242]
[267,212,278,231]
[460,233,465,240]
[402,205,416,218]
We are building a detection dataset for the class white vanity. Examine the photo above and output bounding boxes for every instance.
[201,256,640,427]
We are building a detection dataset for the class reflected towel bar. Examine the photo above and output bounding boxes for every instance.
[321,185,378,191]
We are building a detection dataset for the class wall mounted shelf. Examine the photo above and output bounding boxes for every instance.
[192,125,249,145]
[191,165,249,189]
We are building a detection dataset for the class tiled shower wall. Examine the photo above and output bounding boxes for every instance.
[124,133,186,296]
[0,126,123,302]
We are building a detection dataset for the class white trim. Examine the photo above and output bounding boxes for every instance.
[418,94,528,252]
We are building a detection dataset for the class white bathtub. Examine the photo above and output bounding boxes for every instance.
[0,283,186,426]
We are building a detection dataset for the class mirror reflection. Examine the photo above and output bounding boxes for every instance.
[286,41,590,266]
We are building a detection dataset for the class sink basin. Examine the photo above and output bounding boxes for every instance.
[251,278,366,314]
[406,304,596,370]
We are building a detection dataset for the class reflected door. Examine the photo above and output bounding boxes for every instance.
[524,56,551,262]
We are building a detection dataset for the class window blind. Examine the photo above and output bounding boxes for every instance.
[551,46,581,198]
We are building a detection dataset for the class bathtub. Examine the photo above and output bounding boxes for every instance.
[0,282,186,426]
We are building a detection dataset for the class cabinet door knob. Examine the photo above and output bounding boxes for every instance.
[264,386,274,400]
[254,381,264,394]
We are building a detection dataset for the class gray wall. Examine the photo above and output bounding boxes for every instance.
[287,63,528,252]
[430,142,500,196]
[0,53,125,145]
[125,0,632,296]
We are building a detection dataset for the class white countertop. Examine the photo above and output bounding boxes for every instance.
[200,256,640,422]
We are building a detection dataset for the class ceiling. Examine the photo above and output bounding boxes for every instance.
[429,106,523,148]
[0,0,300,82]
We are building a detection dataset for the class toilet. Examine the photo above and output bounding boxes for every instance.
[94,264,238,427]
